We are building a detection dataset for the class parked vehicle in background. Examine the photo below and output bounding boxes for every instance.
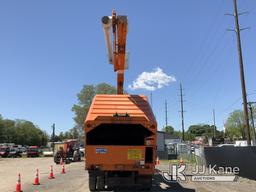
[20,147,27,153]
[8,148,22,158]
[217,144,235,147]
[42,148,54,157]
[27,146,40,157]
[79,147,85,156]
[0,143,15,147]
[53,139,81,164]
[0,146,10,157]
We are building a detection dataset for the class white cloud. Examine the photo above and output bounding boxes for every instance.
[128,67,176,91]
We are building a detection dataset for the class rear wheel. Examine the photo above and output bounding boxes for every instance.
[96,175,105,191]
[54,154,59,164]
[137,175,152,191]
[145,177,152,190]
[89,175,96,191]
[65,158,71,164]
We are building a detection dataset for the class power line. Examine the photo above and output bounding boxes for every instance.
[222,92,256,112]
[180,0,225,82]
[179,1,233,103]
[211,38,234,107]
[223,97,242,112]
[187,32,228,98]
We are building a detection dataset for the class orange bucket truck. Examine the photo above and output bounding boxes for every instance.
[84,10,157,191]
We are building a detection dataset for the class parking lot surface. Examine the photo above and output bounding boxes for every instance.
[0,157,256,192]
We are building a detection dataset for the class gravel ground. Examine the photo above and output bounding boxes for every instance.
[156,163,256,192]
[0,157,87,192]
[0,157,255,192]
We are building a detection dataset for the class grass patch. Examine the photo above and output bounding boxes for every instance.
[159,154,197,165]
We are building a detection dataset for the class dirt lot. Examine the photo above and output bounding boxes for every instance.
[0,157,256,192]
[0,157,87,192]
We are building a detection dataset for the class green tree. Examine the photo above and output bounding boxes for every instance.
[70,127,79,139]
[59,131,65,141]
[224,107,256,140]
[162,125,175,135]
[0,115,48,146]
[225,110,244,140]
[64,131,72,139]
[72,83,116,133]
[40,131,49,146]
[187,124,216,139]
[162,126,186,139]
[184,131,195,141]
[2,119,16,143]
[14,120,48,146]
[0,115,5,142]
[173,130,183,139]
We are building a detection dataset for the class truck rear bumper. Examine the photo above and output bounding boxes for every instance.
[87,164,154,175]
[88,170,152,190]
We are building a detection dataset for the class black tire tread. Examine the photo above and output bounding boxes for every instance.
[89,175,97,191]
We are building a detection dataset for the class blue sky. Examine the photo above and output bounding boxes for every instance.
[0,0,256,134]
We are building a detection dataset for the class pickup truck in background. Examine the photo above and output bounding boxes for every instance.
[27,146,40,157]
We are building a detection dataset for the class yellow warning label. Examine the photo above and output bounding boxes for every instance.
[127,149,142,160]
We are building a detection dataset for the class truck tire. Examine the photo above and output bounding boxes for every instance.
[65,158,71,164]
[54,154,59,164]
[96,176,105,191]
[89,175,96,191]
[138,175,152,191]
[145,176,152,190]
[73,151,81,162]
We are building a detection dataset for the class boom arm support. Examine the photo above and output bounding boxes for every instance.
[102,10,128,94]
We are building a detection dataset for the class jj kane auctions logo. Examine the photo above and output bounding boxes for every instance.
[162,164,239,182]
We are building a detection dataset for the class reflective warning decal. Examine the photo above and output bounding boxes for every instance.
[96,148,107,154]
[127,149,142,160]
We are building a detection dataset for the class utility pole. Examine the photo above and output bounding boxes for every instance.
[228,0,251,145]
[179,83,185,141]
[165,100,168,127]
[52,123,55,152]
[213,109,216,138]
[248,102,256,145]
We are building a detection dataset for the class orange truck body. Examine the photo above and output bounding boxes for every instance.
[85,94,157,190]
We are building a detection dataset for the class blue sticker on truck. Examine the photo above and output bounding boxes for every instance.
[96,148,107,154]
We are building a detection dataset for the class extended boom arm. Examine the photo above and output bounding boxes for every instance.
[102,10,128,94]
